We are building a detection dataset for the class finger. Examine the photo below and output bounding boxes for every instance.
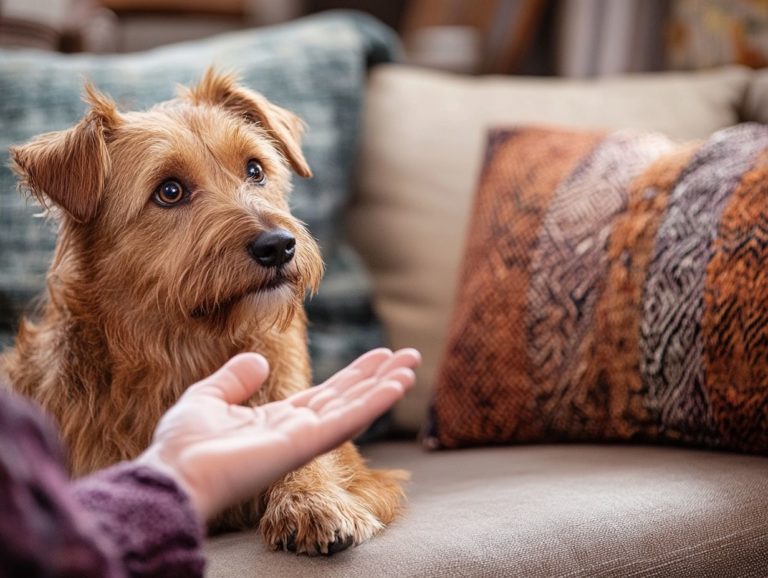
[287,348,394,408]
[378,367,416,389]
[286,368,362,407]
[316,348,392,388]
[314,380,407,450]
[374,348,421,378]
[321,371,412,417]
[188,353,270,404]
[304,365,410,412]
[344,348,393,375]
[306,368,413,414]
[305,374,358,411]
[308,374,377,413]
[396,347,422,365]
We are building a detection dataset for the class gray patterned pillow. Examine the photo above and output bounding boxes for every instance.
[0,12,396,386]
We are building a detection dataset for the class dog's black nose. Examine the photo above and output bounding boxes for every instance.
[248,229,296,268]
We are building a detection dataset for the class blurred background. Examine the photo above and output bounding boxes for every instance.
[1,0,767,76]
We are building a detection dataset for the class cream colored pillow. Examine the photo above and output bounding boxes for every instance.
[346,64,750,433]
[744,69,768,125]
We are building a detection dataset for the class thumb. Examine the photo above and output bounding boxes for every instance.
[188,353,270,404]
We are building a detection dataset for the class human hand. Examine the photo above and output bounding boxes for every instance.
[136,348,420,521]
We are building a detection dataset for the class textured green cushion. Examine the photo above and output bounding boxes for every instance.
[0,12,396,387]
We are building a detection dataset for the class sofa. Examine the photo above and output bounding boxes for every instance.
[0,13,766,578]
[204,62,768,578]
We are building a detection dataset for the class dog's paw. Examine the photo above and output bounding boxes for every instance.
[260,486,384,556]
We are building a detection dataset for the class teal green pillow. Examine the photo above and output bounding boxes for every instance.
[0,11,396,386]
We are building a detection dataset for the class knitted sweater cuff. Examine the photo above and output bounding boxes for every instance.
[73,463,206,578]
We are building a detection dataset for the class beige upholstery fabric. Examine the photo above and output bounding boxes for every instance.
[744,69,768,125]
[206,442,768,577]
[346,65,751,432]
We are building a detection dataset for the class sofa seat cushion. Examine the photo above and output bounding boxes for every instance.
[205,442,768,577]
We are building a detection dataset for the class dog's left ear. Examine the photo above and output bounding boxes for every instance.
[11,83,118,224]
[187,69,312,178]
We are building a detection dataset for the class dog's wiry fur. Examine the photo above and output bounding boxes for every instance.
[1,70,407,555]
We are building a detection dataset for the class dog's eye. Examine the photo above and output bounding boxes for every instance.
[153,180,187,207]
[246,159,267,185]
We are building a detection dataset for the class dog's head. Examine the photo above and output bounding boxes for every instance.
[11,69,323,335]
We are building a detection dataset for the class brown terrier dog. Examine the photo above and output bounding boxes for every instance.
[1,69,406,555]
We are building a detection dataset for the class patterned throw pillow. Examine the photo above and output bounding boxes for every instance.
[0,12,396,385]
[425,124,768,454]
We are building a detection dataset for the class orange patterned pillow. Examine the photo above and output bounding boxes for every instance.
[425,124,768,454]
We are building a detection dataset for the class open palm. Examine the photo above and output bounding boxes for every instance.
[138,348,420,520]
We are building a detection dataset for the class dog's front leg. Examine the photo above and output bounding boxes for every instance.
[242,321,408,555]
[259,441,408,555]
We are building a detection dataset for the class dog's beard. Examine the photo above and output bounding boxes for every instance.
[238,284,297,322]
[190,271,304,334]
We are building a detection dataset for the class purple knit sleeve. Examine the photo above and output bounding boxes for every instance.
[0,388,206,578]
[72,463,206,578]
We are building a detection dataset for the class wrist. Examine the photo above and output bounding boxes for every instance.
[135,447,209,523]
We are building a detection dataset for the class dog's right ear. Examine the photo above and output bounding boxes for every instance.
[10,84,118,224]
